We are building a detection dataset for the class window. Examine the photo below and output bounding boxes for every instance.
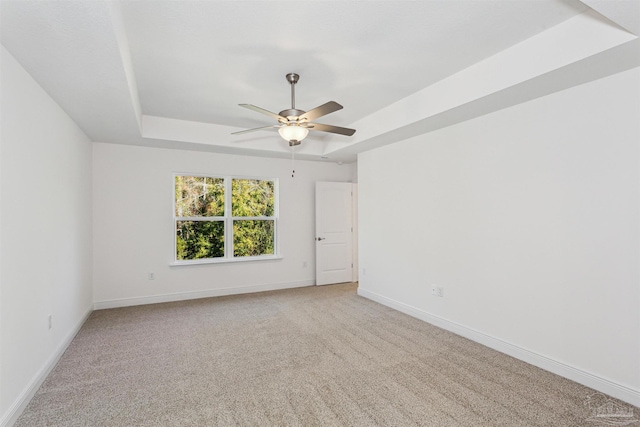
[174,175,277,263]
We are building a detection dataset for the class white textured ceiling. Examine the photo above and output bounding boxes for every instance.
[1,0,639,162]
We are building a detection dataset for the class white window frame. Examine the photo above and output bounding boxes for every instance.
[171,173,280,266]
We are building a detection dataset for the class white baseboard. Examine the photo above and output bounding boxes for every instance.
[357,288,640,407]
[0,307,93,427]
[94,280,315,310]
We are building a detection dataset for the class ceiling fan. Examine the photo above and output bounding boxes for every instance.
[232,73,356,146]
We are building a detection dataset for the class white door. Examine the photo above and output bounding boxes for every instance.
[315,182,353,285]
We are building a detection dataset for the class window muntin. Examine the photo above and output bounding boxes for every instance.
[174,175,277,262]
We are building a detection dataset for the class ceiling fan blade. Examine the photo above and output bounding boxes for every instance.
[239,104,286,121]
[307,122,356,136]
[231,125,280,135]
[299,101,343,122]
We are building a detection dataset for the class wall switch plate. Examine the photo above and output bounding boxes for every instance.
[148,272,155,280]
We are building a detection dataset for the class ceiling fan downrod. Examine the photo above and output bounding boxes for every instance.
[287,73,298,109]
[279,73,304,118]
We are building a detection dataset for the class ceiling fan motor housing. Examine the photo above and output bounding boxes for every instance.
[279,108,306,120]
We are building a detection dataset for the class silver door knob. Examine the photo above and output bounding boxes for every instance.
[316,237,326,241]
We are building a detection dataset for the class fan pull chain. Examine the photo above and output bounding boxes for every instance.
[291,146,296,178]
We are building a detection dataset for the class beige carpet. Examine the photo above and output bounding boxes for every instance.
[16,283,637,426]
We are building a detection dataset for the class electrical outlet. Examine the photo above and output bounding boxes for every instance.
[148,272,155,280]
[437,286,444,297]
[431,285,438,296]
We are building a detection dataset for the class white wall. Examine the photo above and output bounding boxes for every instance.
[358,67,640,405]
[0,46,93,424]
[92,143,355,307]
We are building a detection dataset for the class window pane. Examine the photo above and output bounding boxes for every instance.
[233,220,274,257]
[176,220,224,260]
[232,179,274,217]
[175,176,224,217]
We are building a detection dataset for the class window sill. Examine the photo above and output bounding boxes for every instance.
[170,255,282,267]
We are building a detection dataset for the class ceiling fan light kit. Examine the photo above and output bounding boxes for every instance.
[233,73,356,147]
[278,125,309,146]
